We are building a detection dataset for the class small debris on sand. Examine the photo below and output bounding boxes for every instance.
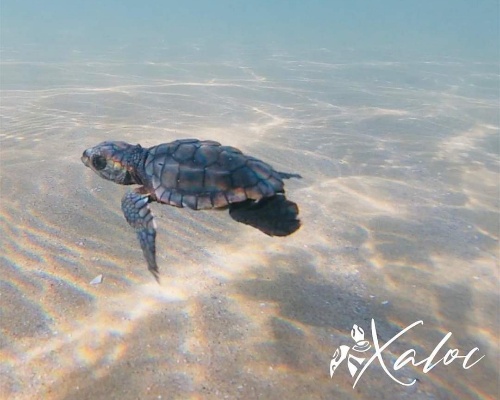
[89,274,103,285]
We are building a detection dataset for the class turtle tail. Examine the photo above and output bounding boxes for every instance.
[228,194,301,236]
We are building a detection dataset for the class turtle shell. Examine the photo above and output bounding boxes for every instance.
[143,139,285,210]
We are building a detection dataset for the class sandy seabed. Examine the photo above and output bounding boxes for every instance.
[0,45,498,400]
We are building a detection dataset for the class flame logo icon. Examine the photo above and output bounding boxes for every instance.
[330,324,372,378]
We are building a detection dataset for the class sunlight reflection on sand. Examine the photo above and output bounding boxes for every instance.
[1,47,498,399]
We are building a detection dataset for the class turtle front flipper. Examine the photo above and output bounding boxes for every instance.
[121,190,159,283]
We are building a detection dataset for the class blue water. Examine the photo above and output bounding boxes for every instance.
[1,1,498,61]
[1,1,498,400]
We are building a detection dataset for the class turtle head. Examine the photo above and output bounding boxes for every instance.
[81,141,142,185]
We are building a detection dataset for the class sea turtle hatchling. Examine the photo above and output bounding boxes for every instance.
[81,139,301,282]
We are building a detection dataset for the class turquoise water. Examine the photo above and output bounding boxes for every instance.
[1,2,498,400]
[2,1,498,61]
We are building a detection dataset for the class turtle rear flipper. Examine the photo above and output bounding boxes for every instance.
[228,195,300,236]
[278,171,302,179]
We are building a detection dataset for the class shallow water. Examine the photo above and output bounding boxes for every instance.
[1,16,499,400]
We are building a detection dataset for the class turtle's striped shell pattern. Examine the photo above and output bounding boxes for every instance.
[144,139,285,210]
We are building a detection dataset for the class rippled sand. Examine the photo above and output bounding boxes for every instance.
[1,46,498,399]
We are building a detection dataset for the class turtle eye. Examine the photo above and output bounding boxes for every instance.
[92,155,107,170]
